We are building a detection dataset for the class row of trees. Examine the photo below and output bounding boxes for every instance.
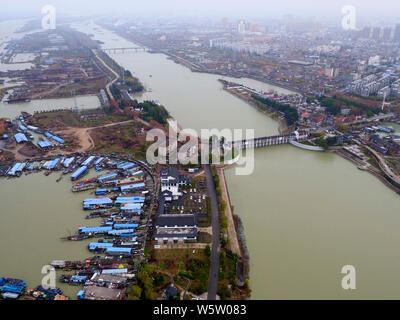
[139,100,170,125]
[251,94,299,126]
[320,96,384,116]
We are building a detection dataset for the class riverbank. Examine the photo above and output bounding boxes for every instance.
[333,148,400,195]
[102,25,303,96]
[218,79,291,135]
[0,152,155,300]
[66,21,400,299]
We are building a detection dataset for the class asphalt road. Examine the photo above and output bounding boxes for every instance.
[204,164,220,300]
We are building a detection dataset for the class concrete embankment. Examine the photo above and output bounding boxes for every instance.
[289,140,325,152]
[216,166,241,257]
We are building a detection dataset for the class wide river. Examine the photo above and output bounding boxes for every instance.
[1,20,400,299]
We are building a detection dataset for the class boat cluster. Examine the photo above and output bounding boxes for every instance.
[0,153,156,300]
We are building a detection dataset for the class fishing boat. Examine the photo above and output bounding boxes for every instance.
[36,285,63,296]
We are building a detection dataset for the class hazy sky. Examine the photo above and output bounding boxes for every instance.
[2,0,400,22]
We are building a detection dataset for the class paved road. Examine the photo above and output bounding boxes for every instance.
[92,49,120,100]
[204,164,220,300]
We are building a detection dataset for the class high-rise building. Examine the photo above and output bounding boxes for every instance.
[371,27,382,40]
[358,27,371,39]
[382,27,393,41]
[221,17,230,30]
[394,24,400,42]
[238,20,246,34]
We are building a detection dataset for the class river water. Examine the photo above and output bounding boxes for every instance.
[0,20,400,300]
[72,22,400,299]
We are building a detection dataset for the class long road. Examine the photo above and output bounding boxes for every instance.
[204,164,220,300]
[92,49,120,100]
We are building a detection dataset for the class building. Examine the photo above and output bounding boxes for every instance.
[160,167,190,199]
[325,67,340,78]
[154,214,198,244]
[238,20,246,34]
[14,133,28,143]
[394,24,400,42]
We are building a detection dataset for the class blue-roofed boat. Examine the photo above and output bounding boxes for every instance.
[36,285,63,296]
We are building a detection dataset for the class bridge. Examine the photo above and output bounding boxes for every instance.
[225,131,310,150]
[102,47,148,54]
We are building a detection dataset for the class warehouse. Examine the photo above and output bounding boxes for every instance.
[14,133,28,143]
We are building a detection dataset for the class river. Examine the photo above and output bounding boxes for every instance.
[0,171,100,298]
[0,20,400,300]
[72,21,400,299]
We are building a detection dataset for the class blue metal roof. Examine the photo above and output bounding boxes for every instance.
[63,157,75,167]
[71,166,88,179]
[79,226,113,233]
[98,173,118,181]
[89,242,114,249]
[101,268,128,274]
[108,229,135,235]
[94,157,104,165]
[14,133,28,143]
[114,223,139,229]
[83,198,113,205]
[120,183,145,191]
[120,203,142,211]
[38,140,52,148]
[105,247,132,254]
[116,196,145,201]
[8,163,26,175]
[82,156,96,166]
[45,132,65,144]
[45,158,60,170]
[120,163,136,170]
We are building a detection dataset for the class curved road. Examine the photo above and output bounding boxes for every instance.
[204,164,220,300]
[92,49,120,100]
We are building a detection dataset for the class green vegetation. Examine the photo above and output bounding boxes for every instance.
[110,84,121,100]
[212,171,229,248]
[128,262,158,300]
[314,137,329,150]
[124,70,144,92]
[218,250,238,300]
[319,95,383,116]
[251,94,299,126]
[138,100,170,125]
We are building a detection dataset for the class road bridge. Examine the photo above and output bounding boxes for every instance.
[226,131,309,150]
[102,47,148,54]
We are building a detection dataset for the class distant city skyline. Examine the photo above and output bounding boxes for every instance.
[2,0,400,24]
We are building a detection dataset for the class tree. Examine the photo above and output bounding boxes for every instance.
[205,245,211,257]
[128,285,142,300]
[176,261,185,271]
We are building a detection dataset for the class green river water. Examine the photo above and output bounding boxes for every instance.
[0,20,400,299]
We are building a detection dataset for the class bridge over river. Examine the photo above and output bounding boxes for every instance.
[101,47,148,54]
[225,131,319,150]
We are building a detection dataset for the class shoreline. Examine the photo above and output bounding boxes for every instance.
[107,27,302,96]
[333,149,400,195]
[218,79,290,135]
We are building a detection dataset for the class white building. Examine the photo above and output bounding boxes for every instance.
[160,167,190,200]
[238,20,246,34]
